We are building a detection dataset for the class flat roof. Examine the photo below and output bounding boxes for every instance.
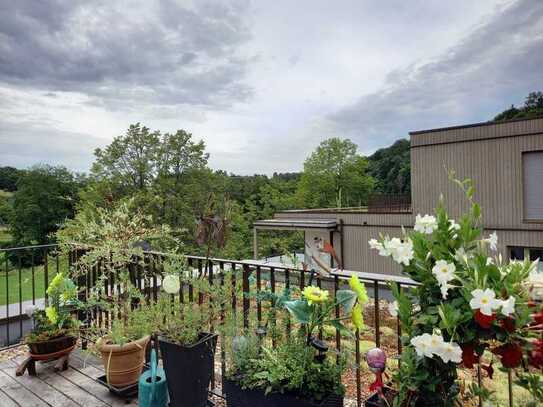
[254,218,337,230]
[409,115,543,135]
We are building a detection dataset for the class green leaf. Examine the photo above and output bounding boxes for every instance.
[328,319,354,338]
[284,300,311,324]
[335,289,357,313]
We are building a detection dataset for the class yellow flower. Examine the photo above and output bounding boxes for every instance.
[45,306,58,325]
[352,303,364,331]
[349,275,369,304]
[302,286,329,305]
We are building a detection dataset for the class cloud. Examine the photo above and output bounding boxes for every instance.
[328,0,543,152]
[0,0,253,109]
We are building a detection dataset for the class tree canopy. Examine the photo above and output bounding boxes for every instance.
[296,138,374,208]
[493,91,543,122]
[368,138,411,194]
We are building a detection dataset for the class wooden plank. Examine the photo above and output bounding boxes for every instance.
[58,366,136,407]
[2,365,80,407]
[36,368,108,407]
[0,389,20,407]
[0,370,48,407]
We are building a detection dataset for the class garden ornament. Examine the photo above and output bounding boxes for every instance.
[138,348,168,407]
[366,347,386,393]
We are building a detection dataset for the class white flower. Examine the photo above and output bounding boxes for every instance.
[414,214,438,234]
[449,220,461,231]
[486,232,498,251]
[368,239,389,257]
[440,282,452,299]
[432,260,456,285]
[486,257,494,266]
[469,288,500,316]
[410,333,434,358]
[500,296,516,317]
[162,274,181,294]
[428,334,445,354]
[438,341,463,363]
[391,239,414,266]
[454,247,469,264]
[388,301,399,317]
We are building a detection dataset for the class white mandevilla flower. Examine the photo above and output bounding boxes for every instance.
[469,288,500,316]
[388,300,399,317]
[432,260,456,285]
[438,341,463,363]
[391,239,414,266]
[428,334,445,354]
[414,214,438,234]
[486,232,498,251]
[162,274,181,294]
[448,219,461,231]
[368,239,389,257]
[410,333,434,358]
[500,296,516,317]
[486,257,494,266]
[440,282,452,300]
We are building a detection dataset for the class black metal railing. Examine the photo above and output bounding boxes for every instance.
[367,193,411,213]
[0,245,514,407]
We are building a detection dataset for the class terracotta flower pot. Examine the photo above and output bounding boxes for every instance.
[97,335,150,388]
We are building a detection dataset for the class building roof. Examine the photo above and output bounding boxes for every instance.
[253,218,337,230]
[409,116,543,148]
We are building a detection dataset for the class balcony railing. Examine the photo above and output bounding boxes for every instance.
[0,244,513,407]
[367,193,411,213]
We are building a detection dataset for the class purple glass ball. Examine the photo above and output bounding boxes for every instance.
[366,347,386,372]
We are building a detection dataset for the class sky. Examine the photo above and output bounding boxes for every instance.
[0,0,542,175]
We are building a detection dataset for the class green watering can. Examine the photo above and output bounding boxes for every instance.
[138,349,168,407]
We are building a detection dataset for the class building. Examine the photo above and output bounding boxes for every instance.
[254,117,543,275]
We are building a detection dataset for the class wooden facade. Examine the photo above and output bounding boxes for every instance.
[266,117,543,276]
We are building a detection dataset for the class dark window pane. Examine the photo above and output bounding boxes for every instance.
[510,247,524,260]
[529,249,543,261]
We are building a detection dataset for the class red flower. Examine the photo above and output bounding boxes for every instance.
[529,340,543,369]
[475,310,496,329]
[481,362,494,379]
[461,343,479,368]
[500,317,515,333]
[493,343,523,368]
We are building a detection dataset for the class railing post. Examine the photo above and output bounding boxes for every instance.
[242,264,250,331]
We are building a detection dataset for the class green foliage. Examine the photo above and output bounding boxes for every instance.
[25,273,80,343]
[229,335,346,400]
[10,165,82,248]
[296,138,374,208]
[0,166,23,192]
[494,91,543,122]
[368,138,411,194]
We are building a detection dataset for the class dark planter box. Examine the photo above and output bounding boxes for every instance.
[28,335,76,356]
[223,378,344,407]
[159,332,217,407]
[364,387,397,407]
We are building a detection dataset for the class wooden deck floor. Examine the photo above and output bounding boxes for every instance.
[0,349,138,407]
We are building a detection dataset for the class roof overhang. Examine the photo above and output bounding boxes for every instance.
[254,218,337,231]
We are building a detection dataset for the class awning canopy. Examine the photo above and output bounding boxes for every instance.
[253,218,337,231]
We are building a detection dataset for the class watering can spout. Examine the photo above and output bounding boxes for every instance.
[138,348,168,407]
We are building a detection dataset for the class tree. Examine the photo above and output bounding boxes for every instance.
[0,166,23,192]
[10,165,81,247]
[494,91,543,121]
[368,138,411,194]
[296,138,374,208]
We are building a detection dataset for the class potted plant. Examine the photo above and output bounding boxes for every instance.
[152,255,232,407]
[224,275,369,407]
[367,175,543,406]
[24,272,80,358]
[56,198,176,388]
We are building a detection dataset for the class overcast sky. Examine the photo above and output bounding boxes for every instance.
[1,0,542,174]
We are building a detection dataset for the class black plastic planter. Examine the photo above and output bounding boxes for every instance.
[223,378,344,407]
[364,387,397,407]
[159,332,218,407]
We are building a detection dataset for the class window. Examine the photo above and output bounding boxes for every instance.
[509,247,543,271]
[523,151,543,221]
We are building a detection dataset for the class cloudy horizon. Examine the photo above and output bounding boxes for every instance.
[1,0,542,175]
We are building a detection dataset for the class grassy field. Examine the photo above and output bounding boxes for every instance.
[0,256,68,306]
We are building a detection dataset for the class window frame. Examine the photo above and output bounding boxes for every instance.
[522,150,543,223]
